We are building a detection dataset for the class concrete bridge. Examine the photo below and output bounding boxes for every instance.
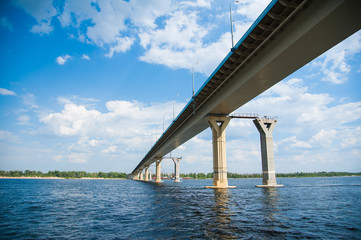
[129,0,361,188]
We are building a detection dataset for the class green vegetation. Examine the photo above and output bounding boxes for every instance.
[180,171,361,179]
[0,170,127,179]
[1,170,360,179]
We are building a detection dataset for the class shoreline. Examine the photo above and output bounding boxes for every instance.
[1,176,360,180]
[0,176,126,180]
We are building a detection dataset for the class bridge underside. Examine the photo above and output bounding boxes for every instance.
[131,0,361,177]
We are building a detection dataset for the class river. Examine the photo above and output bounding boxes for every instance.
[0,177,360,239]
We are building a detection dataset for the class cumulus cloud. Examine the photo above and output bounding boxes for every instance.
[39,98,185,164]
[0,88,16,96]
[82,54,90,60]
[57,0,172,56]
[313,31,361,84]
[105,37,135,58]
[14,0,270,73]
[56,55,71,65]
[41,103,101,136]
[14,0,57,34]
[235,0,271,20]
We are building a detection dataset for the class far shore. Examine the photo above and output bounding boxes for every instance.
[0,176,126,180]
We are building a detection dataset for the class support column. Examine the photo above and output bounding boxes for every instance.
[206,116,235,188]
[253,118,283,187]
[172,158,181,182]
[144,167,149,181]
[139,171,144,181]
[149,170,152,181]
[132,174,139,180]
[155,158,162,183]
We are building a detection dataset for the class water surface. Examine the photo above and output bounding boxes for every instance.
[0,177,360,239]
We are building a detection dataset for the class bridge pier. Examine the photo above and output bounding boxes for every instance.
[144,167,149,181]
[253,118,283,187]
[173,158,181,182]
[139,171,144,181]
[155,158,162,183]
[132,174,139,180]
[206,116,236,189]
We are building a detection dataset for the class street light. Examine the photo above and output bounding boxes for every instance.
[230,1,239,49]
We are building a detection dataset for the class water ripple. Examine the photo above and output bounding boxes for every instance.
[0,177,360,239]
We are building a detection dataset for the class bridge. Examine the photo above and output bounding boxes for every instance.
[129,0,361,188]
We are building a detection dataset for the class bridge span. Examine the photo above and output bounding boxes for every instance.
[130,0,361,187]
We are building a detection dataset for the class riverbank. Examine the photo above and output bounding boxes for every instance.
[0,176,126,180]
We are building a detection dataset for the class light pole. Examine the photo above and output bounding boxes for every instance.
[230,4,234,48]
[230,1,239,49]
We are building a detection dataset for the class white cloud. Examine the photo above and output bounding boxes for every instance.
[14,0,269,70]
[56,55,72,65]
[88,139,99,147]
[278,136,312,149]
[17,115,30,125]
[82,54,90,60]
[56,0,172,57]
[311,129,337,146]
[0,88,16,96]
[53,155,63,162]
[181,0,212,8]
[235,0,272,20]
[30,22,54,35]
[0,130,20,143]
[105,37,135,58]
[68,153,89,163]
[313,31,361,84]
[14,0,57,35]
[41,103,101,136]
[39,98,185,163]
[101,145,117,154]
[22,94,39,109]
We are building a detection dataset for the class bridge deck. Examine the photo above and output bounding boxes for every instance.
[131,0,361,176]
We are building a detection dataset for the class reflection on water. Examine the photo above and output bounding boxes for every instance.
[207,189,236,239]
[261,187,280,220]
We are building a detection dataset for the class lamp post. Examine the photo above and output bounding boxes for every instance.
[230,4,234,48]
[230,1,239,49]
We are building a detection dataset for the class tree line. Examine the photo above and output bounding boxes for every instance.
[1,170,360,179]
[180,171,361,179]
[0,170,127,179]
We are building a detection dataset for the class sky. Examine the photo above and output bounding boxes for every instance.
[0,0,360,174]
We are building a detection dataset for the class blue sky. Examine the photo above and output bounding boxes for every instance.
[0,0,360,174]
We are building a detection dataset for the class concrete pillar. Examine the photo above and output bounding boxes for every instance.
[206,116,235,188]
[155,158,162,183]
[144,167,149,181]
[132,174,139,180]
[253,118,283,187]
[139,171,144,181]
[149,170,152,181]
[173,158,181,182]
